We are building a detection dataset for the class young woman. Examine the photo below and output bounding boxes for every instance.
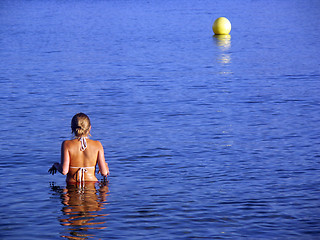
[49,113,109,183]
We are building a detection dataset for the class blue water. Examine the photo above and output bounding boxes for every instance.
[1,0,320,239]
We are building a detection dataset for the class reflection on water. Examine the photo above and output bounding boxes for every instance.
[50,181,109,239]
[217,53,231,64]
[213,34,232,74]
[213,34,231,52]
[2,0,320,239]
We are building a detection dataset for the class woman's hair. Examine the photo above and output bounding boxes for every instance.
[71,113,91,137]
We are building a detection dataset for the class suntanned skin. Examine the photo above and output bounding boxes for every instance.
[49,136,109,182]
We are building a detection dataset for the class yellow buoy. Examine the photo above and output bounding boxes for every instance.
[212,17,231,35]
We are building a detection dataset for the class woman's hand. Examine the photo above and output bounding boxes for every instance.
[98,162,109,177]
[98,169,109,176]
[48,164,57,175]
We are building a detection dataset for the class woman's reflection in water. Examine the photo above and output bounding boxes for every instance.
[50,181,109,239]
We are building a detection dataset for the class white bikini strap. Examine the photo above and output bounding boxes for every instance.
[79,137,88,151]
[70,166,95,169]
[77,167,87,185]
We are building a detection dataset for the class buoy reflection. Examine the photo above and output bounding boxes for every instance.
[218,54,231,64]
[213,34,231,66]
[213,34,231,51]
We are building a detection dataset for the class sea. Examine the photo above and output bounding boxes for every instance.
[1,0,320,239]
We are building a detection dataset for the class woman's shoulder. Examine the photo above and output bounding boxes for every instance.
[61,138,103,150]
[62,139,77,144]
[87,139,103,148]
[61,139,77,148]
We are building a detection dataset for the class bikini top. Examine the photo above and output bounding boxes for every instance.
[70,166,95,184]
[79,136,88,151]
[69,136,92,184]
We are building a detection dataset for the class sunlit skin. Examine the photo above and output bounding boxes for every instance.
[48,113,109,182]
[49,133,109,182]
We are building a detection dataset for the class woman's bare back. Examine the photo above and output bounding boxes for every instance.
[62,139,108,183]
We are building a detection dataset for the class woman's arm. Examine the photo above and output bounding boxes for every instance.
[60,141,70,175]
[97,142,109,177]
[48,141,70,175]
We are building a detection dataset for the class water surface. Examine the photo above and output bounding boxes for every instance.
[1,0,320,239]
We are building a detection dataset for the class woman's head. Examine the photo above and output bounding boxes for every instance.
[71,113,91,137]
